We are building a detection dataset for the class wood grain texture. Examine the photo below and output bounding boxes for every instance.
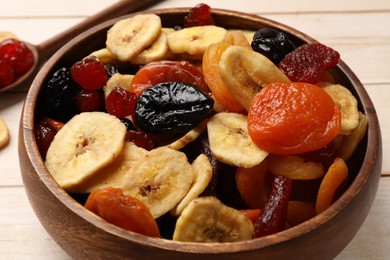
[1,0,389,259]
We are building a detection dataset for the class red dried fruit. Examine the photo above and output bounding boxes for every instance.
[253,175,292,238]
[0,39,34,74]
[105,87,138,118]
[76,89,105,112]
[0,59,15,88]
[279,43,340,83]
[70,56,108,90]
[184,3,215,27]
[125,130,155,151]
[34,118,59,159]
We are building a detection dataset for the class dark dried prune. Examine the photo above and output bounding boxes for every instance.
[251,28,296,65]
[135,82,214,135]
[43,67,80,121]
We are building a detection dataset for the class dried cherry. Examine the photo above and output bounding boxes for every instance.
[105,87,138,118]
[0,39,34,74]
[34,117,59,158]
[125,129,155,151]
[135,82,214,135]
[70,56,108,90]
[184,3,215,27]
[76,89,105,112]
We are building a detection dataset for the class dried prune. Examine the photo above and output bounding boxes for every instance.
[135,82,214,135]
[251,28,296,65]
[43,67,80,121]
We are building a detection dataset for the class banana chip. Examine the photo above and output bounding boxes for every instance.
[165,120,207,150]
[207,112,268,168]
[103,73,134,98]
[130,30,169,65]
[0,117,10,150]
[88,48,119,64]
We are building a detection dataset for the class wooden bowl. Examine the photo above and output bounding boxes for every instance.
[18,8,382,259]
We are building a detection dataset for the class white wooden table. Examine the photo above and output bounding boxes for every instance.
[1,0,389,259]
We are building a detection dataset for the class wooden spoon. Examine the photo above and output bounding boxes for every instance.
[0,0,163,93]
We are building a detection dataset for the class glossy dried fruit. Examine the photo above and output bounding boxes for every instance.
[0,59,15,88]
[253,175,292,238]
[251,28,296,64]
[248,82,341,154]
[105,86,138,118]
[34,118,59,159]
[85,187,160,237]
[76,89,105,112]
[0,39,34,74]
[70,56,108,90]
[135,82,213,135]
[279,43,340,83]
[184,3,215,27]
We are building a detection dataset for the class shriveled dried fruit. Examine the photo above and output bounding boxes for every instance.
[184,3,215,27]
[135,82,213,135]
[71,56,108,90]
[105,86,137,118]
[279,43,340,83]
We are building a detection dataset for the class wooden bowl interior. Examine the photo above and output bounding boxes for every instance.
[19,8,382,259]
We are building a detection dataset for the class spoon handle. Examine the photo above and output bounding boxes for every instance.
[36,0,164,65]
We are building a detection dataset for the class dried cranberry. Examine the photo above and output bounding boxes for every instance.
[76,89,105,112]
[34,118,58,159]
[251,28,296,65]
[70,56,108,90]
[0,59,15,88]
[279,43,340,83]
[253,175,292,238]
[44,67,81,121]
[125,130,155,151]
[105,87,138,118]
[184,3,215,27]
[0,39,34,74]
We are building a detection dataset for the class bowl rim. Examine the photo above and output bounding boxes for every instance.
[21,7,382,254]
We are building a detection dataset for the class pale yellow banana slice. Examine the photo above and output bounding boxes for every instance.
[45,112,126,190]
[170,154,212,216]
[69,142,147,193]
[173,196,254,242]
[122,147,194,218]
[103,73,134,98]
[0,117,10,150]
[207,112,268,168]
[106,14,162,61]
[164,120,207,150]
[167,25,227,56]
[219,46,290,110]
[239,30,255,44]
[323,83,360,135]
[0,31,18,42]
[130,30,168,65]
[88,48,118,64]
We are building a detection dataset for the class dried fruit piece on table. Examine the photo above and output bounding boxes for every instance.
[236,161,270,209]
[0,117,10,150]
[45,112,126,190]
[315,158,349,214]
[251,28,296,65]
[71,56,108,90]
[85,187,160,237]
[125,129,155,151]
[184,3,215,27]
[203,42,244,112]
[173,196,254,242]
[207,112,269,168]
[279,43,340,83]
[167,25,227,56]
[135,82,213,135]
[253,175,292,238]
[267,154,325,180]
[130,60,208,96]
[170,154,212,216]
[105,86,137,118]
[218,46,290,110]
[0,31,19,42]
[0,38,34,74]
[121,147,195,218]
[106,14,162,61]
[248,82,341,154]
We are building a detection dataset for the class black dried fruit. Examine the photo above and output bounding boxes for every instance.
[251,28,296,65]
[104,64,119,79]
[43,67,80,121]
[135,82,214,135]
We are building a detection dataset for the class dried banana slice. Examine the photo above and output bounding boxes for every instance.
[240,30,255,44]
[130,30,168,65]
[219,46,290,110]
[173,196,254,242]
[69,142,147,193]
[323,83,360,135]
[170,154,212,216]
[164,120,207,150]
[207,112,268,168]
[106,14,162,61]
[167,25,227,56]
[88,48,118,64]
[122,147,194,218]
[103,73,134,98]
[45,112,126,190]
[0,117,10,149]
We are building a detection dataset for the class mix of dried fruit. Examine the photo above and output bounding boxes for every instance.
[0,32,35,89]
[36,4,367,242]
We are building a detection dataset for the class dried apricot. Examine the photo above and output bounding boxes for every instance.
[248,82,341,154]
